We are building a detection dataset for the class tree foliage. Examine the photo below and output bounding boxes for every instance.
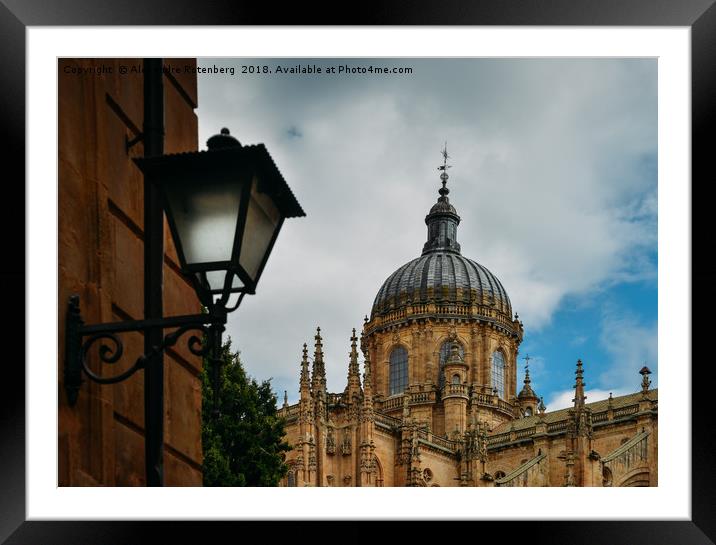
[201,337,290,486]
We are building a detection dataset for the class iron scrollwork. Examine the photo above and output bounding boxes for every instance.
[64,295,224,406]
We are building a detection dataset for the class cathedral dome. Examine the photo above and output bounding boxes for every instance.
[370,147,513,323]
[371,252,512,318]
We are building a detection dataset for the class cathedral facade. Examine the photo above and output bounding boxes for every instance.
[277,154,658,487]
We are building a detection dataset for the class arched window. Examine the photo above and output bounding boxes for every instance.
[451,374,461,385]
[287,470,296,487]
[524,407,533,417]
[439,341,464,389]
[491,351,506,398]
[389,346,408,395]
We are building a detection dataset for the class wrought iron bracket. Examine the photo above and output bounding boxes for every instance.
[125,132,144,153]
[64,294,226,406]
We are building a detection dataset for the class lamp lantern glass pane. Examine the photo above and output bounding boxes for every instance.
[238,178,282,283]
[203,270,245,293]
[165,177,243,267]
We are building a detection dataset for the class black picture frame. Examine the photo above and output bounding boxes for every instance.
[4,1,713,542]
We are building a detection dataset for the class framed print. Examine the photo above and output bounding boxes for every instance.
[6,1,716,543]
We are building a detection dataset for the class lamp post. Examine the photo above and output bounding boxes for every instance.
[64,59,305,486]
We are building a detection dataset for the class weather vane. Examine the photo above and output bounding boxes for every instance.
[437,142,452,194]
[438,142,451,172]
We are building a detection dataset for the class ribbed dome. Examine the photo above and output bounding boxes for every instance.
[371,252,512,318]
[370,146,513,322]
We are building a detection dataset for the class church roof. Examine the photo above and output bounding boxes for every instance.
[491,388,658,434]
[518,382,538,399]
[371,252,513,318]
[371,146,513,320]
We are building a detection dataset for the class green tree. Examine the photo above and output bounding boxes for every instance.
[201,337,290,486]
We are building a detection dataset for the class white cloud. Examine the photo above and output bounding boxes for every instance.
[546,388,632,411]
[196,58,657,402]
[597,304,658,391]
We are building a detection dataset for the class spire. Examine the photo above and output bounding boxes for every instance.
[422,143,461,255]
[299,343,312,404]
[518,353,538,400]
[298,343,314,424]
[283,390,289,409]
[311,327,326,394]
[573,359,586,409]
[348,328,361,379]
[346,328,362,398]
[300,343,310,386]
[361,342,374,420]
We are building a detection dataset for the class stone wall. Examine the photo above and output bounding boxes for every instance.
[58,58,201,486]
[486,416,657,487]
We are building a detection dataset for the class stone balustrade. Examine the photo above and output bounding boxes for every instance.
[409,390,436,404]
[380,395,405,411]
[326,392,345,406]
[487,402,646,448]
[365,302,520,338]
[278,403,300,422]
[443,383,469,398]
[374,412,401,429]
[613,405,639,418]
[417,428,459,452]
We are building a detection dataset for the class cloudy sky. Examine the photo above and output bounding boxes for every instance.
[196,58,657,411]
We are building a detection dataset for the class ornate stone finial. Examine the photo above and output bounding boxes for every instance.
[538,397,546,415]
[300,343,310,386]
[518,353,538,402]
[312,327,326,393]
[283,390,289,408]
[639,365,652,394]
[346,328,361,394]
[573,359,587,408]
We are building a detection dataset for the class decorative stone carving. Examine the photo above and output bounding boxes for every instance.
[342,429,352,455]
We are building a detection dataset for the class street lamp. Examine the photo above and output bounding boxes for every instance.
[63,59,305,486]
[134,127,302,305]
